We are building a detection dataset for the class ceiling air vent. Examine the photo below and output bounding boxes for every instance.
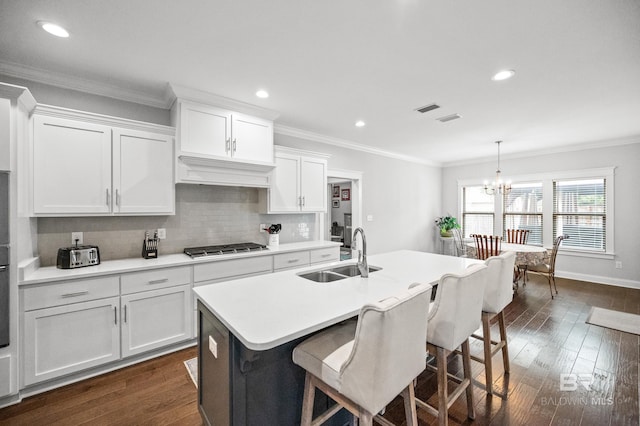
[436,113,462,123]
[416,103,440,113]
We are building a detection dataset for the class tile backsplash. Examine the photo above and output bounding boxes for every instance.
[37,184,317,266]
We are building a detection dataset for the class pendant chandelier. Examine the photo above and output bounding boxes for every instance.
[483,140,511,196]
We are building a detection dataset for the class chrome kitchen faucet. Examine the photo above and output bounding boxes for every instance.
[352,227,369,278]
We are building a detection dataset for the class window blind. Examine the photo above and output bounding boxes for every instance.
[462,186,494,237]
[553,178,606,251]
[503,183,543,245]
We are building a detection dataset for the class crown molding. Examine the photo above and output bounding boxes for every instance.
[274,124,439,167]
[0,60,168,109]
[166,83,280,121]
[441,135,640,168]
[0,82,36,112]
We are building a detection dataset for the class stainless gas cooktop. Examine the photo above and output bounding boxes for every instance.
[183,242,268,258]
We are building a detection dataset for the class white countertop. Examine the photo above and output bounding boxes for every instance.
[20,240,341,285]
[194,250,482,351]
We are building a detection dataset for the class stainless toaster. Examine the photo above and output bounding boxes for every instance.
[56,245,100,269]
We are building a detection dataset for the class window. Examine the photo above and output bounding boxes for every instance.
[462,186,494,237]
[553,178,606,251]
[503,182,543,245]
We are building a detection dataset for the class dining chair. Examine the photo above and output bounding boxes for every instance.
[505,229,530,244]
[414,263,488,426]
[471,234,502,260]
[527,235,569,299]
[470,251,516,396]
[452,228,469,257]
[292,282,432,426]
[505,229,530,283]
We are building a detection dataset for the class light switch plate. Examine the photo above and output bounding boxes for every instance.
[209,335,218,358]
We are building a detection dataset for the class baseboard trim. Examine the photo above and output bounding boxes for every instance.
[557,270,640,290]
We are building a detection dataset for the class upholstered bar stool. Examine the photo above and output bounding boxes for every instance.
[414,263,488,426]
[470,251,516,396]
[292,282,432,426]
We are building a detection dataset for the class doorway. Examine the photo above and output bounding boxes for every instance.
[323,169,363,261]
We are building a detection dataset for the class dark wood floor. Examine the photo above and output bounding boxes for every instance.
[1,274,638,425]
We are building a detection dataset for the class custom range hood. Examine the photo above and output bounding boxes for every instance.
[167,84,280,188]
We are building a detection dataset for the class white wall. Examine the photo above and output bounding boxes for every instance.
[442,141,640,288]
[276,134,442,255]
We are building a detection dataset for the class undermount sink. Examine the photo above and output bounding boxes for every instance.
[297,264,382,282]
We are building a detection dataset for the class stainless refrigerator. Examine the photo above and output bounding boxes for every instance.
[0,172,9,347]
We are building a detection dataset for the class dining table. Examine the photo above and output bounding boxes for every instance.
[466,241,549,286]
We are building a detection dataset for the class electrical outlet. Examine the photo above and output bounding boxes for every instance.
[209,335,218,358]
[367,215,374,222]
[156,228,166,239]
[615,261,623,269]
[71,232,83,245]
[260,223,266,233]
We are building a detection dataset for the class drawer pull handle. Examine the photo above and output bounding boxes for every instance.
[61,291,89,298]
[148,278,169,285]
[287,259,300,263]
[321,254,331,258]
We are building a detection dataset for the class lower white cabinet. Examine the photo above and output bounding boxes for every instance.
[121,284,192,357]
[23,296,120,386]
[22,268,192,386]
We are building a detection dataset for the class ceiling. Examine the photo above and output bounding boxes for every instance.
[1,0,639,166]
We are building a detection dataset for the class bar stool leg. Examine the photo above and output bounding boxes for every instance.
[461,340,475,420]
[300,373,315,426]
[481,313,493,395]
[436,347,448,426]
[498,311,510,374]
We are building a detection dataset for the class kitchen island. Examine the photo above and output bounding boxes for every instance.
[193,250,481,425]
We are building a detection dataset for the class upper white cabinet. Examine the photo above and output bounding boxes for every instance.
[112,128,174,214]
[267,147,328,213]
[32,105,175,216]
[168,85,279,187]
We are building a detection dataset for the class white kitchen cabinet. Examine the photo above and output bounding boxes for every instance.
[267,147,328,213]
[23,296,120,386]
[112,128,174,214]
[32,114,112,214]
[121,284,192,357]
[32,106,175,216]
[175,100,274,164]
[22,267,192,386]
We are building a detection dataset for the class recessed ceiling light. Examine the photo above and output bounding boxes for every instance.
[355,121,365,127]
[492,69,515,81]
[37,21,69,38]
[256,90,269,98]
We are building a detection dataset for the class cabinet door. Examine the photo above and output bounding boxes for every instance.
[33,115,112,214]
[113,128,175,214]
[231,113,274,163]
[23,296,120,386]
[269,153,301,212]
[179,101,230,158]
[300,157,327,212]
[121,284,192,357]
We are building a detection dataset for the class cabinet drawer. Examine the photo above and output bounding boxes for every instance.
[23,276,120,311]
[194,256,272,283]
[121,266,191,295]
[309,247,340,264]
[273,251,310,271]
